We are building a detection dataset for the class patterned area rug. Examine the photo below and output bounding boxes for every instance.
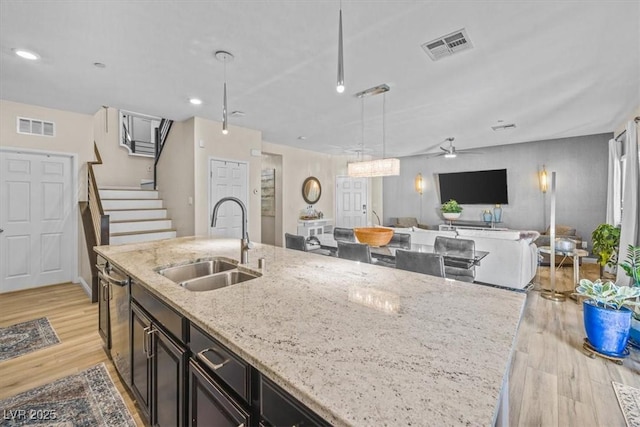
[0,363,136,426]
[0,317,60,362]
[613,381,640,427]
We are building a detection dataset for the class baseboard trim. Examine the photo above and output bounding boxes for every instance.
[76,276,92,299]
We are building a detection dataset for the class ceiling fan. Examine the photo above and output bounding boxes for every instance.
[425,137,483,159]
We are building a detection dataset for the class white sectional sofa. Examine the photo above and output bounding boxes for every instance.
[391,227,539,290]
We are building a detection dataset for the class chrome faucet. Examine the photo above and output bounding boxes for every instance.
[211,197,250,264]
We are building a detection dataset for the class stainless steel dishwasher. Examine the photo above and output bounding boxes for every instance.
[101,263,131,386]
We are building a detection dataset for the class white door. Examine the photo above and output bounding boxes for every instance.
[209,159,248,238]
[0,150,74,293]
[335,176,368,227]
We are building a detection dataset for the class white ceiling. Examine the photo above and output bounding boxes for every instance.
[1,1,638,157]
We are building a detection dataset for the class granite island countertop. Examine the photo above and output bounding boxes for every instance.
[96,236,526,426]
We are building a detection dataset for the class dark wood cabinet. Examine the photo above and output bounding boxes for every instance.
[153,324,186,426]
[188,360,252,427]
[259,375,329,427]
[131,302,186,426]
[131,303,152,421]
[124,281,325,427]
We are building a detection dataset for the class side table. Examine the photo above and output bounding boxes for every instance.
[538,246,589,288]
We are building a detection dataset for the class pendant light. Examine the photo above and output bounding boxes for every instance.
[215,50,234,135]
[347,84,400,177]
[336,1,345,93]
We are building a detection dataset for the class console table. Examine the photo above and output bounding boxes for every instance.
[297,218,333,238]
[439,219,506,231]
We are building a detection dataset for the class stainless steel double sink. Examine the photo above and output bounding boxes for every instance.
[157,258,260,292]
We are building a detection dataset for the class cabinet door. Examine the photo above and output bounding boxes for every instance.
[260,376,329,427]
[98,274,110,350]
[189,360,251,427]
[152,328,186,427]
[131,303,152,420]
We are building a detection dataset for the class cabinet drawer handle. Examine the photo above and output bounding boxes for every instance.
[142,326,151,357]
[103,271,128,286]
[197,348,229,371]
[146,327,156,359]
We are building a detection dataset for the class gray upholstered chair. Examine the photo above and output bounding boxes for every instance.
[337,241,371,263]
[285,233,307,252]
[395,250,445,277]
[388,232,411,249]
[434,236,476,282]
[333,227,356,242]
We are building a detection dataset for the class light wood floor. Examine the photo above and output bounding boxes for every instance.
[510,263,640,426]
[0,266,638,427]
[0,283,144,426]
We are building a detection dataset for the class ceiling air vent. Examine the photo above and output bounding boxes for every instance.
[491,123,517,131]
[421,28,473,61]
[17,117,55,137]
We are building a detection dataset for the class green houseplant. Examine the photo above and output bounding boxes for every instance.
[441,199,462,220]
[575,279,640,356]
[441,199,462,213]
[619,244,640,347]
[591,224,621,275]
[619,244,640,286]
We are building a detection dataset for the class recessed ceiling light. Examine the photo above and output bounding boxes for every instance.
[13,48,40,61]
[297,136,307,140]
[93,62,106,68]
[189,98,203,105]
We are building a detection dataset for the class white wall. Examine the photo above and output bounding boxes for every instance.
[157,118,195,236]
[0,100,94,286]
[93,107,154,187]
[384,133,611,246]
[261,141,349,242]
[193,118,263,240]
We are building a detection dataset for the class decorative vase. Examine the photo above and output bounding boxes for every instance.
[583,300,632,356]
[442,212,461,220]
[482,210,493,223]
[493,204,502,223]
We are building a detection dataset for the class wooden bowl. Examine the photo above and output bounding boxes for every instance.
[354,227,394,247]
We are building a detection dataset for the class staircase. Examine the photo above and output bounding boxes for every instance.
[99,187,176,245]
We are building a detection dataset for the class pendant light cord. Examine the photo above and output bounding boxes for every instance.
[382,92,386,159]
[360,96,365,161]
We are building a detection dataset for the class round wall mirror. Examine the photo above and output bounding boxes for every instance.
[302,176,322,205]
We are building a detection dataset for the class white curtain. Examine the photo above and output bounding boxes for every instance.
[606,138,622,225]
[617,120,639,285]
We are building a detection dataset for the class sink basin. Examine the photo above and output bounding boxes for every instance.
[180,271,259,292]
[158,258,237,283]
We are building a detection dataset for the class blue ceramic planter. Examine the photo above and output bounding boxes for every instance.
[583,300,632,356]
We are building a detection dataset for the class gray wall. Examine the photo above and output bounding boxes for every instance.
[383,133,611,247]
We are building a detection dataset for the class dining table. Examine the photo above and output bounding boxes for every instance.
[313,234,489,269]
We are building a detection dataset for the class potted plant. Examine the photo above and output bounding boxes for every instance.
[574,278,640,356]
[619,244,640,347]
[441,199,463,220]
[591,224,621,276]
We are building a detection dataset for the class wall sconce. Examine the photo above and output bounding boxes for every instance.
[539,166,548,193]
[415,173,424,195]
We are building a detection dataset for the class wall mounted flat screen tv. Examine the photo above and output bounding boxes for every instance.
[438,169,508,204]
